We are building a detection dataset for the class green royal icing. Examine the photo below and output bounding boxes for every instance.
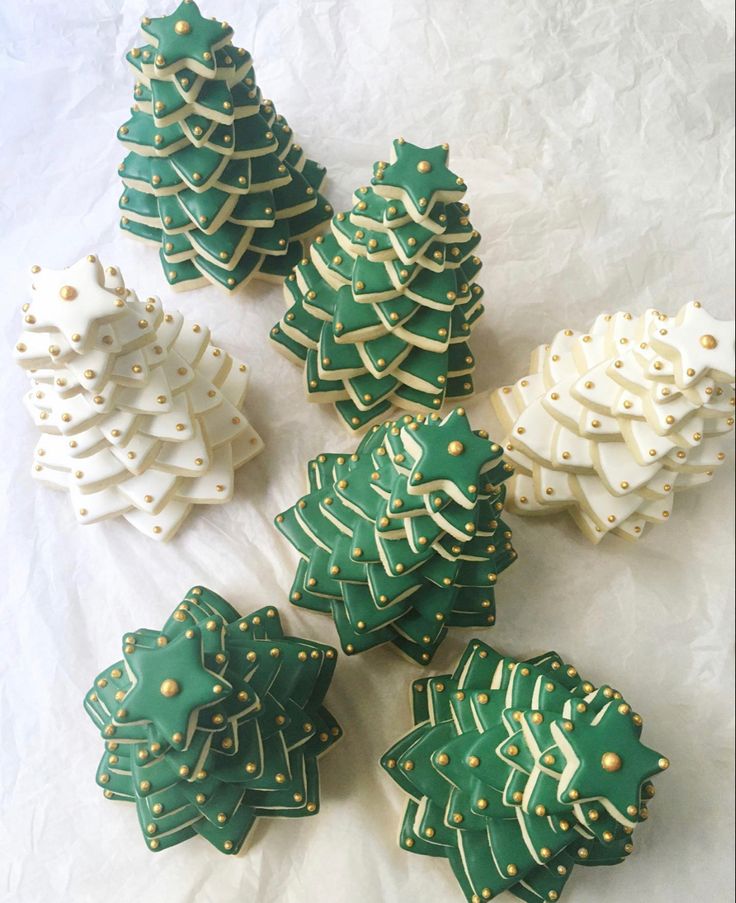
[270,139,486,430]
[381,641,669,903]
[84,586,341,853]
[274,408,516,664]
[118,0,331,292]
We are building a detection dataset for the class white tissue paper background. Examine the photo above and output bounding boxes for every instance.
[0,1,734,901]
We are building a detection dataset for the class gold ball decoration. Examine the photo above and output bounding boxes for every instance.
[174,19,191,35]
[601,752,623,773]
[447,440,465,456]
[416,160,433,173]
[159,678,181,698]
[59,285,78,301]
[699,334,718,349]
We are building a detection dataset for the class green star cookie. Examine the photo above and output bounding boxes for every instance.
[372,139,465,221]
[141,1,233,78]
[117,627,232,748]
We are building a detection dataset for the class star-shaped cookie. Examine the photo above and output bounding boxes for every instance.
[24,257,126,350]
[402,408,501,507]
[117,626,232,748]
[553,702,668,825]
[649,301,734,388]
[372,139,466,221]
[141,0,234,78]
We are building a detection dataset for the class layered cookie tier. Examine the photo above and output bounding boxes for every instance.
[492,303,735,542]
[275,408,516,664]
[14,255,263,540]
[84,587,341,853]
[118,0,331,292]
[271,139,485,431]
[382,639,669,902]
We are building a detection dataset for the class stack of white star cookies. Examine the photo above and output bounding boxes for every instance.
[13,255,263,540]
[492,302,735,542]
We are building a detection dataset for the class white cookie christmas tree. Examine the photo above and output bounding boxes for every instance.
[492,303,734,542]
[13,255,263,541]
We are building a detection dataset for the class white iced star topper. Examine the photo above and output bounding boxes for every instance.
[649,302,735,388]
[25,257,126,350]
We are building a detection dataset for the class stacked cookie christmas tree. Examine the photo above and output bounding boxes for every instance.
[85,587,341,853]
[13,256,263,540]
[271,138,486,431]
[493,303,735,542]
[382,638,669,902]
[275,408,516,664]
[118,0,331,292]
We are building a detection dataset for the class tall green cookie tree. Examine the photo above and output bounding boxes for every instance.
[271,139,486,431]
[275,408,516,664]
[118,0,332,292]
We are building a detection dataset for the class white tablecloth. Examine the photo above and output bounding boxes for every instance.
[1,1,734,901]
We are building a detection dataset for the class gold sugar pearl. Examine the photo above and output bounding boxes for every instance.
[601,752,623,772]
[160,678,180,698]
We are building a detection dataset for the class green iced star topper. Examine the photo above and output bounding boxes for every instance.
[553,702,669,823]
[402,408,501,506]
[117,626,232,746]
[372,138,466,219]
[141,0,233,73]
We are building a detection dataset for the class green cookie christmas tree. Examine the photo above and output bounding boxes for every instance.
[270,138,486,431]
[118,0,332,293]
[382,639,669,903]
[84,587,341,854]
[275,408,516,664]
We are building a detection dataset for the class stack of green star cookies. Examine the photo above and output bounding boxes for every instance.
[382,638,669,903]
[84,587,341,853]
[270,138,486,430]
[118,0,331,292]
[275,408,516,663]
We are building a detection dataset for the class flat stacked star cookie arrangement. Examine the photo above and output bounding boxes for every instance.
[84,586,341,854]
[274,408,516,664]
[270,138,486,431]
[492,303,735,542]
[13,256,263,540]
[382,639,669,903]
[118,0,331,292]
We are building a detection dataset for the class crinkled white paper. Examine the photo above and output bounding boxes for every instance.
[0,1,734,901]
